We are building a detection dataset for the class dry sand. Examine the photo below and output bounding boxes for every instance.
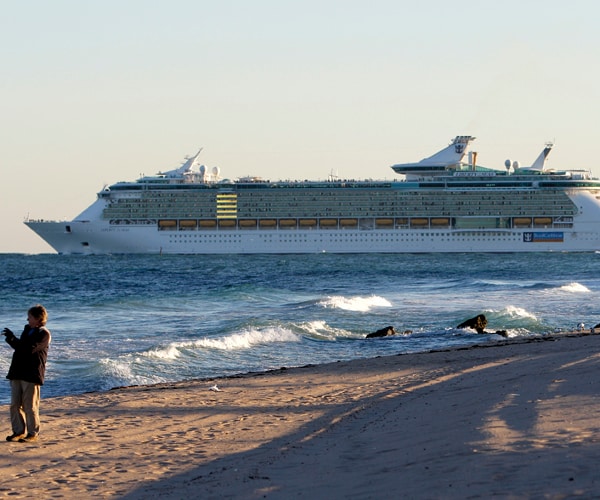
[2,332,600,499]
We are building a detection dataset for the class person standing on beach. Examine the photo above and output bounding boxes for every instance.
[2,305,51,443]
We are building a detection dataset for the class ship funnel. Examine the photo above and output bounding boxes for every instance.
[391,135,476,179]
[529,142,554,171]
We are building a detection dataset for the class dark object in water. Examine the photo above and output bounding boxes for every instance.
[366,326,396,338]
[457,314,508,337]
[457,314,488,334]
[366,326,412,338]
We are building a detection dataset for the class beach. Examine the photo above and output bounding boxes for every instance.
[2,332,600,499]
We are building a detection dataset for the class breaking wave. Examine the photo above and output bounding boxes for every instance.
[318,295,392,312]
[557,282,591,293]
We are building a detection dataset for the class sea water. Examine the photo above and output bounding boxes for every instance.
[0,252,598,404]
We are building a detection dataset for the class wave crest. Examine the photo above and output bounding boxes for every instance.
[319,295,392,312]
[191,327,301,350]
[141,345,181,360]
[558,282,590,293]
[98,357,166,387]
[294,320,359,340]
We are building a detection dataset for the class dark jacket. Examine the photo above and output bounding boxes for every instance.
[5,325,51,385]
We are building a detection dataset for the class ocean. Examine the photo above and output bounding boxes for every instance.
[0,252,598,405]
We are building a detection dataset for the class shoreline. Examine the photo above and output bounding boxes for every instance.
[103,328,598,399]
[82,328,600,397]
[2,331,600,498]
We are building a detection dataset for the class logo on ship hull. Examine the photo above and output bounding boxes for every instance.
[523,232,564,243]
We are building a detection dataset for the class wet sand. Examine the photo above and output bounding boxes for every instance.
[2,331,600,499]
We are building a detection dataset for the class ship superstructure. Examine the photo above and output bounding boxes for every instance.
[25,137,600,254]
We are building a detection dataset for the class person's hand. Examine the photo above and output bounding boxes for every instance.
[2,328,13,337]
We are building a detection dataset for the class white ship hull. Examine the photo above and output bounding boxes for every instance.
[25,219,600,255]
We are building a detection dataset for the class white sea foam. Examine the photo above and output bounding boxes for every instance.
[558,282,591,293]
[98,357,165,387]
[480,306,541,338]
[319,295,392,312]
[501,305,538,320]
[99,357,135,380]
[296,320,356,339]
[298,320,329,335]
[140,345,181,360]
[191,327,301,351]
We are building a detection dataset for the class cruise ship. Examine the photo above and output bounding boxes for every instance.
[25,136,600,254]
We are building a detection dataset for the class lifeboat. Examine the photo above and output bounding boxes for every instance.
[218,219,236,228]
[279,219,297,228]
[375,218,394,226]
[179,219,197,228]
[319,218,338,227]
[158,220,177,228]
[259,219,277,227]
[340,218,358,227]
[199,220,217,228]
[410,218,429,227]
[239,219,257,228]
[431,218,450,226]
[299,219,317,227]
[513,217,532,227]
[533,217,552,225]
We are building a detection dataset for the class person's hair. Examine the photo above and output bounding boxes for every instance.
[28,304,48,326]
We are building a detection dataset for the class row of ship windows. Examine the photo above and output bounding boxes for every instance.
[107,199,575,213]
[167,232,523,241]
[106,210,576,220]
[108,204,572,213]
[112,191,571,205]
[136,189,568,199]
[106,200,576,210]
[111,196,571,207]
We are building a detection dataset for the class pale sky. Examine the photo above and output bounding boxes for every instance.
[2,0,600,253]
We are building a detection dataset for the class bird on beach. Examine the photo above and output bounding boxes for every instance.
[209,384,221,392]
